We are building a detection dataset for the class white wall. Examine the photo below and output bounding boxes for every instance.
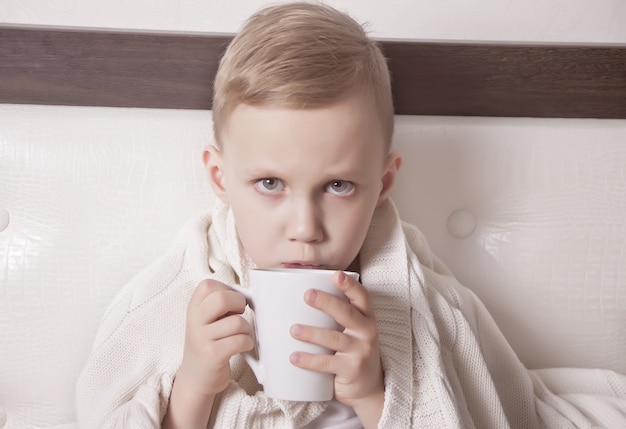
[1,0,625,43]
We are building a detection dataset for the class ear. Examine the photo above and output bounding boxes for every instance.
[203,145,229,202]
[377,151,402,206]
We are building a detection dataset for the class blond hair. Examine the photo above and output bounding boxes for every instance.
[212,2,394,149]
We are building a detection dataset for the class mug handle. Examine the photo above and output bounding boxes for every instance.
[224,283,265,384]
[225,282,253,309]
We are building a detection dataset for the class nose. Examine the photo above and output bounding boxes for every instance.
[286,197,324,243]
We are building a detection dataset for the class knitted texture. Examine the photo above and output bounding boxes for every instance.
[76,199,626,428]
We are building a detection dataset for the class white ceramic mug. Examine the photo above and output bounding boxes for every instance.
[227,268,359,402]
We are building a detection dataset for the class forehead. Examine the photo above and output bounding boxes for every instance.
[222,95,385,155]
[220,96,387,178]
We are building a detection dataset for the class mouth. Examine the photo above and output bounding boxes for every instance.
[281,262,325,270]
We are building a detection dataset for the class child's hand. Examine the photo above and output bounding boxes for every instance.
[176,279,255,398]
[289,271,384,425]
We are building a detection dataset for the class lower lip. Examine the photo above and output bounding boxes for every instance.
[282,263,324,269]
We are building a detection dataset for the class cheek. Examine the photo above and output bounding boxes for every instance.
[328,202,376,252]
[343,214,371,244]
[231,202,278,263]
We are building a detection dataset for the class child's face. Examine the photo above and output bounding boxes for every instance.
[205,94,400,270]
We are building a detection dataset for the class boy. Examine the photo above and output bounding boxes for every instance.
[76,2,625,428]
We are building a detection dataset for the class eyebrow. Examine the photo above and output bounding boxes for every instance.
[241,168,366,187]
[240,166,279,177]
[237,157,368,182]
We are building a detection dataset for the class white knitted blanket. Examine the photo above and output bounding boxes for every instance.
[76,199,626,428]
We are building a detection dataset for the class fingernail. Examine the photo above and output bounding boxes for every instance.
[305,289,318,303]
[291,324,302,337]
[290,352,300,364]
[337,271,346,283]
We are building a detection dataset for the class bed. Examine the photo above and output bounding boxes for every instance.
[0,25,625,428]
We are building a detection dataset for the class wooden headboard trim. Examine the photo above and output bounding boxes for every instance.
[1,25,625,118]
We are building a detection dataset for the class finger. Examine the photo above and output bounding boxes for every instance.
[291,323,352,353]
[304,288,368,332]
[290,340,380,384]
[333,271,374,318]
[210,333,255,364]
[190,279,229,307]
[189,284,248,325]
[199,290,248,324]
[205,314,252,341]
[289,350,339,375]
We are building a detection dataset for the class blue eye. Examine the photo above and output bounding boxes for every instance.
[326,180,354,196]
[255,178,285,194]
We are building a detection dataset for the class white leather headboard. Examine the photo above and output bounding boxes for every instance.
[0,105,215,427]
[392,115,626,371]
[2,104,625,427]
[1,26,625,429]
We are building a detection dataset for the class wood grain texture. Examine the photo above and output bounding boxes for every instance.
[385,41,626,118]
[1,25,625,118]
[0,26,230,110]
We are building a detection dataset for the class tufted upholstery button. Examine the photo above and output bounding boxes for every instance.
[0,206,9,232]
[447,209,477,239]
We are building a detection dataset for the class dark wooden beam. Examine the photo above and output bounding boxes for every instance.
[0,26,229,110]
[1,25,625,118]
[385,41,626,118]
